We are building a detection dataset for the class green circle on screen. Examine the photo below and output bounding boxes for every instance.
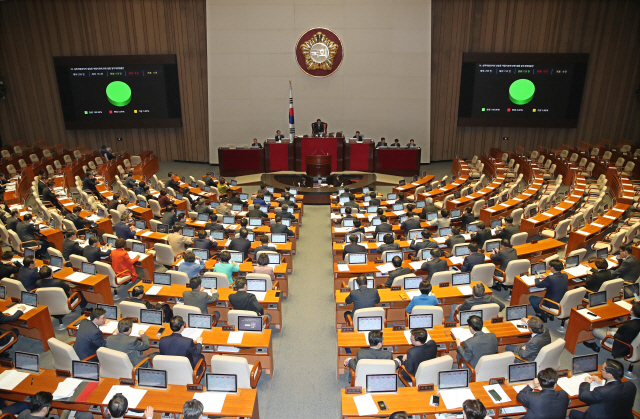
[106,81,132,107]
[509,79,535,105]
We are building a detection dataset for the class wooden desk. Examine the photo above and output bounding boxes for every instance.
[446,158,506,211]
[197,260,289,298]
[53,267,115,305]
[565,203,630,254]
[417,161,470,203]
[0,299,55,351]
[564,299,632,354]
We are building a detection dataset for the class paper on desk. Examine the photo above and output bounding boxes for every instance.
[140,231,153,237]
[603,215,616,220]
[542,212,554,217]
[102,385,147,409]
[181,328,204,341]
[364,226,375,233]
[353,394,378,416]
[577,308,601,320]
[409,261,424,271]
[457,285,473,296]
[227,331,244,345]
[434,237,446,244]
[511,384,528,394]
[462,234,471,240]
[248,291,267,301]
[363,331,370,345]
[520,275,537,286]
[558,374,589,396]
[146,286,163,296]
[484,384,510,403]
[592,223,605,228]
[53,377,83,399]
[440,388,475,409]
[334,227,350,233]
[386,200,396,205]
[0,370,29,390]
[376,263,395,273]
[607,259,618,269]
[330,213,341,220]
[3,305,34,316]
[99,321,118,334]
[129,205,140,210]
[192,392,226,414]
[448,256,464,265]
[406,290,421,299]
[527,218,540,223]
[130,324,150,336]
[193,221,206,226]
[450,327,474,342]
[575,230,591,236]
[85,214,100,222]
[393,210,406,216]
[615,300,633,311]
[450,200,460,204]
[564,265,592,278]
[337,264,350,272]
[224,239,232,247]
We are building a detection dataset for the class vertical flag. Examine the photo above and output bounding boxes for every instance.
[289,80,295,142]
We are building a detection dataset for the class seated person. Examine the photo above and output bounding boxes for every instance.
[229,191,244,204]
[456,315,498,374]
[586,300,640,354]
[490,238,517,279]
[251,138,262,148]
[420,248,448,282]
[168,225,193,255]
[343,234,367,261]
[161,205,177,228]
[395,328,437,381]
[192,229,217,253]
[194,197,213,214]
[529,259,568,322]
[343,194,359,209]
[213,250,240,285]
[368,191,381,207]
[430,209,450,229]
[406,279,438,313]
[494,215,519,241]
[461,207,475,231]
[183,277,219,314]
[254,234,275,254]
[0,250,20,279]
[281,193,299,209]
[159,316,205,376]
[506,316,551,362]
[126,285,173,323]
[228,228,251,259]
[456,282,505,316]
[158,188,171,209]
[344,275,380,321]
[275,130,285,141]
[400,212,421,237]
[229,277,264,315]
[247,203,269,219]
[613,244,640,284]
[516,368,569,419]
[36,265,87,309]
[420,198,439,220]
[410,229,438,254]
[471,221,492,249]
[279,204,295,219]
[105,318,151,368]
[253,193,267,206]
[178,251,206,280]
[461,400,487,419]
[62,230,83,261]
[73,307,107,360]
[391,139,401,148]
[377,233,400,253]
[376,137,388,147]
[343,330,392,371]
[461,242,485,273]
[271,215,294,237]
[445,226,466,248]
[585,257,612,293]
[406,139,417,148]
[252,252,275,282]
[17,256,40,291]
[111,238,140,282]
[385,256,411,288]
[83,236,112,263]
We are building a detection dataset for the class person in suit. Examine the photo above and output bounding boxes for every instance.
[37,175,48,196]
[279,204,295,219]
[228,228,251,260]
[348,219,366,236]
[253,193,267,207]
[215,196,232,216]
[376,137,388,147]
[83,236,111,263]
[409,229,438,256]
[391,139,401,148]
[343,234,367,261]
[123,173,137,189]
[5,209,19,232]
[108,193,121,211]
[193,230,217,254]
[183,277,218,315]
[17,256,40,291]
[367,191,381,207]
[613,244,640,284]
[111,238,140,282]
[82,172,99,197]
[420,248,448,282]
[343,330,392,371]
[516,368,570,419]
[461,207,476,231]
[247,203,268,219]
[505,316,551,362]
[461,242,485,273]
[396,328,437,381]
[377,233,400,254]
[343,194,359,209]
[406,280,438,313]
[228,191,244,205]
[125,285,173,323]
[0,250,20,279]
[385,256,412,287]
[406,139,417,148]
[41,179,63,212]
[251,138,263,148]
[16,213,48,258]
[456,315,498,373]
[168,225,193,255]
[312,118,326,136]
[569,359,636,419]
[396,192,409,204]
[490,238,517,280]
[66,206,93,231]
[254,235,276,255]
[178,251,206,280]
[213,250,240,285]
[471,221,493,250]
[140,185,154,202]
[229,277,264,315]
[165,172,180,191]
[457,282,505,315]
[462,400,487,419]
[105,318,151,367]
[529,259,568,322]
[161,204,177,228]
[585,257,612,292]
[174,212,188,229]
[587,301,640,354]
[344,275,380,321]
[194,198,213,215]
[400,212,422,238]
[159,316,205,375]
[114,216,136,240]
[133,181,145,197]
[157,189,171,209]
[373,215,392,237]
[494,215,519,241]
[271,216,294,237]
[420,198,439,220]
[100,145,115,160]
[62,230,83,261]
[445,226,466,248]
[429,208,451,229]
[352,131,363,141]
[0,303,24,355]
[73,307,107,360]
[203,172,217,187]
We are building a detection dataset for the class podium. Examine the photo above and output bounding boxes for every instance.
[305,155,331,177]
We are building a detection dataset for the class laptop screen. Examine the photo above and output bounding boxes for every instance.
[426,212,438,221]
[420,249,432,260]
[106,237,117,246]
[229,252,244,263]
[385,251,403,263]
[366,374,397,393]
[21,291,37,307]
[487,198,496,207]
[339,196,349,204]
[467,224,479,233]
[140,309,163,325]
[357,316,383,332]
[459,309,482,325]
[371,217,382,226]
[347,253,367,265]
[529,207,538,218]
[153,272,171,286]
[183,227,195,238]
[454,245,470,257]
[392,204,404,211]
[239,193,249,200]
[84,232,96,241]
[367,206,378,214]
[50,255,64,268]
[439,227,452,237]
[72,360,100,381]
[201,277,217,290]
[176,209,186,218]
[15,352,39,373]
[509,362,537,383]
[267,253,281,265]
[416,200,425,209]
[409,314,433,330]
[247,279,267,292]
[192,249,209,260]
[404,276,422,290]
[439,370,469,390]
[197,213,209,222]
[249,217,262,227]
[237,316,262,332]
[23,248,35,258]
[588,291,607,308]
[490,219,502,229]
[506,305,528,322]
[188,313,213,330]
[132,242,146,254]
[206,374,238,393]
[137,368,167,389]
[210,231,225,240]
[565,255,580,269]
[377,232,391,242]
[450,208,461,218]
[135,220,147,230]
[222,216,235,224]
[407,230,421,240]
[0,286,5,300]
[572,354,599,375]
[452,272,471,286]
[97,209,106,218]
[138,200,147,208]
[342,218,354,227]
[231,204,243,212]
[387,193,397,200]
[364,196,371,203]
[485,240,500,252]
[596,248,608,258]
[531,262,547,275]
[97,304,117,320]
[271,233,287,244]
[157,224,169,234]
[625,283,639,298]
[281,218,292,227]
[81,262,96,276]
[355,279,375,289]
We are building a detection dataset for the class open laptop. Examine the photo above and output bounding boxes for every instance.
[137,368,168,390]
[229,252,244,263]
[249,217,262,227]
[206,373,238,394]
[404,276,422,290]
[572,354,599,375]
[72,360,100,381]
[281,218,292,227]
[182,227,195,238]
[439,370,469,390]
[490,219,503,229]
[140,309,163,326]
[82,262,96,276]
[588,291,607,308]
[24,248,35,259]
[565,255,580,269]
[384,251,403,263]
[509,362,537,384]
[239,193,249,200]
[222,215,235,224]
[419,249,432,261]
[271,233,287,244]
[21,291,38,308]
[487,198,496,207]
[201,277,217,290]
[157,224,169,234]
[138,200,147,209]
[371,217,382,227]
[339,196,349,204]
[467,224,479,233]
[342,218,354,228]
[97,304,118,320]
[153,272,171,286]
[529,207,538,218]
[347,253,367,265]
[452,272,471,286]
[237,316,263,332]
[506,305,528,322]
[459,309,482,325]
[439,227,452,237]
[399,215,408,224]
[247,279,267,292]
[192,249,209,260]
[210,201,220,209]
[426,212,438,222]
[106,237,117,247]
[454,245,470,257]
[596,248,608,258]
[231,203,243,212]
[485,240,500,252]
[357,316,383,332]
[131,242,146,254]
[188,313,213,330]
[210,230,225,241]
[408,314,433,330]
[15,352,39,374]
[135,220,147,230]
[450,208,461,218]
[176,209,186,218]
[197,213,209,222]
[392,203,404,211]
[367,206,378,214]
[84,231,96,241]
[354,278,375,289]
[625,283,639,298]
[267,253,281,265]
[530,261,547,275]
[387,193,397,200]
[49,255,64,272]
[366,374,397,394]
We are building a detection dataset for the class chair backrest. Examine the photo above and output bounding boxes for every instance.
[246,273,274,290]
[7,230,22,253]
[168,270,190,286]
[554,219,571,240]
[625,161,635,172]
[475,352,515,382]
[510,232,528,247]
[1,278,27,300]
[410,306,444,326]
[96,347,133,379]
[48,247,64,261]
[532,338,565,371]
[626,333,640,362]
[511,208,524,226]
[470,303,500,321]
[154,243,176,266]
[470,263,495,288]
[354,359,398,389]
[227,310,261,328]
[602,151,612,160]
[544,254,559,270]
[472,200,485,217]
[130,156,142,166]
[598,279,625,301]
[48,338,80,371]
[74,150,83,159]
[35,288,70,316]
[556,287,587,318]
[119,301,147,320]
[173,304,202,319]
[149,200,162,218]
[353,307,385,331]
[209,355,253,389]
[609,231,626,254]
[69,254,88,270]
[152,355,195,385]
[29,154,39,163]
[414,355,454,386]
[503,259,531,287]
[430,271,453,286]
[202,272,230,289]
[566,248,587,263]
[591,148,599,156]
[530,151,538,160]
[560,150,569,158]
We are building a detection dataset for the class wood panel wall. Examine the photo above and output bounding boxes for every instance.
[431,0,640,161]
[0,0,208,162]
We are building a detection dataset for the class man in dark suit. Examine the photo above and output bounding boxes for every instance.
[83,236,111,263]
[251,138,263,148]
[101,145,115,160]
[376,137,388,147]
[194,198,213,215]
[391,139,401,148]
[343,234,367,261]
[569,359,636,419]
[229,278,264,315]
[490,238,518,279]
[125,285,173,322]
[165,172,180,191]
[66,206,93,231]
[82,173,99,197]
[505,316,551,362]
[0,250,21,279]
[159,316,205,375]
[133,181,145,196]
[516,368,569,419]
[183,277,219,314]
[254,235,275,255]
[41,180,63,212]
[585,257,612,292]
[385,256,412,287]
[409,229,438,255]
[406,139,417,148]
[589,301,640,354]
[17,256,40,291]
[343,194,359,209]
[73,307,107,360]
[228,228,251,260]
[62,230,83,261]
[456,315,498,372]
[461,207,476,231]
[400,212,421,238]
[471,221,493,250]
[494,215,519,241]
[204,214,225,232]
[344,275,380,321]
[105,318,151,367]
[445,226,466,248]
[396,328,437,381]
[312,119,326,136]
[108,193,121,211]
[114,218,135,240]
[420,248,448,282]
[16,213,48,258]
[420,198,439,220]
[457,282,505,314]
[204,172,217,187]
[161,205,177,228]
[228,191,243,204]
[247,203,268,219]
[37,265,87,309]
[37,176,47,196]
[529,259,568,322]
[274,130,285,141]
[349,219,366,236]
[5,209,19,232]
[344,330,392,371]
[279,204,295,219]
[270,216,294,237]
[281,193,299,209]
[461,242,485,273]
[373,215,392,237]
[613,244,640,284]
[368,191,381,207]
[123,174,137,189]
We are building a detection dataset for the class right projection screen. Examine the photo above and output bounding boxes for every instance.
[458,53,589,128]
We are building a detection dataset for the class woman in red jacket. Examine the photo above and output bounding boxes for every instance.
[110,238,140,282]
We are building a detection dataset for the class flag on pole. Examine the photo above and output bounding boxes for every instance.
[289,81,295,142]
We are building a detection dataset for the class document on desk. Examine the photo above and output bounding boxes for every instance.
[99,321,118,334]
[484,384,511,403]
[3,305,34,316]
[227,331,244,345]
[457,285,473,296]
[181,328,204,341]
[563,265,592,278]
[557,374,600,396]
[127,251,148,260]
[607,258,618,269]
[511,384,528,394]
[67,272,91,283]
[102,385,147,408]
[592,223,605,228]
[406,290,421,299]
[393,210,406,216]
[362,331,370,345]
[146,286,164,296]
[0,370,29,390]
[193,392,226,414]
[577,308,601,320]
[450,327,474,342]
[409,261,424,271]
[603,214,616,220]
[520,275,537,287]
[353,394,378,416]
[433,237,447,244]
[364,226,375,233]
[140,231,153,237]
[376,263,395,273]
[462,234,471,240]
[615,300,633,311]
[337,264,350,272]
[448,256,464,265]
[248,291,267,301]
[53,377,84,399]
[440,388,475,409]
[334,227,351,233]
[130,324,150,336]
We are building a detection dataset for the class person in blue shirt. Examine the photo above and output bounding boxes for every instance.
[406,279,439,313]
[213,250,240,285]
[178,251,205,279]
[253,193,267,206]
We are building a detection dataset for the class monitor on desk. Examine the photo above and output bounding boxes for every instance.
[206,373,238,393]
[339,196,349,204]
[50,255,64,269]
[183,227,195,238]
[238,316,263,332]
[454,190,461,199]
[384,251,403,263]
[247,279,267,292]
[190,181,197,188]
[231,204,243,212]
[364,206,376,214]
[135,220,147,230]
[439,370,469,390]
[266,187,274,194]
[157,224,169,234]
[398,180,406,186]
[24,248,35,259]
[230,180,237,187]
[596,248,609,258]
[409,314,433,330]
[454,245,470,257]
[399,215,408,224]
[450,208,461,218]
[81,262,96,276]
[419,249,432,260]
[137,368,168,390]
[565,255,580,269]
[192,248,209,261]
[268,233,286,245]
[407,230,421,240]
[222,216,235,224]
[392,204,404,211]
[131,242,146,254]
[266,253,281,265]
[106,237,117,246]
[153,272,171,286]
[176,193,184,200]
[72,360,100,381]
[97,304,117,320]
[357,316,383,332]
[338,188,345,194]
[355,278,375,289]
[176,209,186,218]
[97,209,106,218]
[140,309,163,325]
[281,218,292,227]
[531,262,547,275]
[371,217,382,226]
[366,374,397,394]
[588,291,607,308]
[21,291,37,308]
[239,193,249,200]
[210,230,225,241]
[485,240,500,252]
[249,217,262,227]
[490,219,503,229]
[572,354,599,375]
[229,252,244,263]
[506,305,528,322]
[625,283,639,298]
[289,189,298,196]
[426,212,438,221]
[287,207,294,214]
[416,200,425,209]
[0,285,5,300]
[459,309,482,325]
[347,253,367,265]
[424,184,432,193]
[204,187,211,194]
[466,223,479,233]
[452,272,471,286]
[342,218,354,228]
[197,213,209,222]
[529,207,538,218]
[15,351,39,374]
[138,200,147,209]
[201,277,217,290]
[387,193,397,200]
[487,198,496,207]
[188,313,213,330]
[403,276,423,290]
[84,231,96,241]
[509,362,537,384]
[439,227,452,237]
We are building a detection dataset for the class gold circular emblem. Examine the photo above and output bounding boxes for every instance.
[296,28,343,78]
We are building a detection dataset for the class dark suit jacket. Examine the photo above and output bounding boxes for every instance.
[577,380,636,419]
[63,238,83,260]
[612,318,640,358]
[82,177,99,195]
[0,262,20,279]
[461,252,485,273]
[376,142,388,147]
[348,347,393,371]
[108,200,120,211]
[385,266,412,287]
[312,121,325,134]
[195,204,213,214]
[457,331,498,368]
[516,385,569,419]
[343,201,359,209]
[420,258,448,282]
[183,290,219,314]
[345,288,380,312]
[377,243,400,254]
[495,224,519,241]
[613,255,640,283]
[17,266,39,291]
[228,238,251,260]
[490,247,518,272]
[42,188,60,207]
[343,243,367,261]
[83,245,111,263]
[35,278,71,296]
[105,333,150,366]
[73,318,106,360]
[458,294,505,312]
[400,218,422,237]
[159,332,204,369]
[369,198,381,206]
[229,290,264,315]
[420,204,439,219]
[124,178,137,189]
[270,223,293,237]
[193,238,217,251]
[67,213,92,230]
[16,221,39,242]
[161,212,177,228]
[535,272,568,308]
[5,217,18,232]
[373,223,393,237]
[461,213,476,230]
[114,222,135,240]
[446,234,466,248]
[401,340,438,377]
[279,211,295,219]
[472,228,493,249]
[585,269,612,293]
[515,327,551,361]
[166,179,180,191]
[247,209,268,219]
[409,239,438,252]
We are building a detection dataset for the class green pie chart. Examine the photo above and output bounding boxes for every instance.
[509,79,535,105]
[106,81,132,107]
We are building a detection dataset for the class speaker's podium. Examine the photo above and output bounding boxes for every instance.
[305,154,331,177]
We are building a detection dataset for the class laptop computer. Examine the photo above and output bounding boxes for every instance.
[191,248,209,261]
[459,309,482,325]
[24,248,35,259]
[15,352,39,374]
[509,362,537,384]
[271,233,287,244]
[157,224,169,234]
[357,316,383,332]
[530,262,547,275]
[485,240,500,252]
[140,309,163,325]
[408,314,433,330]
[135,220,147,230]
[355,278,375,289]
[237,316,263,332]
[490,219,502,229]
[205,373,238,394]
[467,224,479,233]
[450,208,461,218]
[176,209,186,218]
[229,252,244,263]
[452,272,471,286]
[222,215,235,224]
[454,245,470,257]
[188,313,213,330]
[72,360,100,381]
[347,253,367,265]
[439,227,452,237]
[572,354,599,375]
[506,305,528,322]
[197,213,209,222]
[231,204,243,212]
[438,370,469,390]
[596,248,608,258]
[267,253,281,265]
[210,230,225,240]
[565,255,580,269]
[281,218,292,227]
[249,217,262,227]
[21,291,37,307]
[153,272,171,286]
[97,304,118,320]
[384,251,403,263]
[392,203,404,211]
[588,291,607,308]
[82,262,96,276]
[49,255,64,271]
[138,200,147,209]
[239,193,249,200]
[416,200,425,209]
[247,279,267,292]
[106,237,117,246]
[419,249,432,260]
[399,215,408,224]
[625,283,639,298]
[84,231,96,241]
[137,368,168,390]
[387,193,397,200]
[182,227,195,238]
[426,212,438,221]
[404,276,422,290]
[366,374,397,394]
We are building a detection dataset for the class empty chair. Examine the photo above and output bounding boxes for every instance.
[73,150,82,159]
[470,263,496,288]
[69,254,88,270]
[152,355,205,385]
[96,347,149,380]
[119,301,147,320]
[540,219,571,240]
[593,230,625,255]
[472,200,485,218]
[48,337,83,371]
[460,351,515,382]
[592,278,625,301]
[64,155,72,164]
[566,248,587,263]
[29,154,38,163]
[510,232,528,247]
[155,243,181,267]
[1,278,27,300]
[94,260,133,301]
[35,288,80,330]
[511,208,524,227]
[622,161,636,176]
[209,355,262,389]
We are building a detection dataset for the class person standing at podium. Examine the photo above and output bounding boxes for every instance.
[376,137,388,147]
[274,130,285,142]
[251,138,262,148]
[312,118,326,136]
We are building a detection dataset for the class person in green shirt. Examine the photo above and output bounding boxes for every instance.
[213,250,239,285]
